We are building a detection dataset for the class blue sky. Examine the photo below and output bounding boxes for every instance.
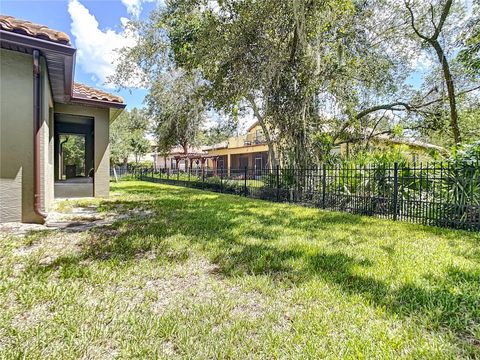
[1,0,159,109]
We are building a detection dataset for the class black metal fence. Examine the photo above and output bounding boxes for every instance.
[110,165,137,179]
[127,162,479,231]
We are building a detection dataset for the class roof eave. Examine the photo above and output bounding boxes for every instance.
[0,30,76,102]
[0,30,75,55]
[68,96,126,109]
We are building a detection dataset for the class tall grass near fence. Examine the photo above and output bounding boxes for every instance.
[118,161,479,231]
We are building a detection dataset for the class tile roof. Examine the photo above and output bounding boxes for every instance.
[73,83,124,104]
[0,15,71,45]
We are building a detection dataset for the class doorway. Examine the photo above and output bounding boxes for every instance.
[59,134,87,180]
[54,114,94,198]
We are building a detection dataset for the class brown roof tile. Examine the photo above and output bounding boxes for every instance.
[0,15,71,45]
[73,83,124,104]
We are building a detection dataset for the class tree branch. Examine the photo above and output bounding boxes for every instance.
[405,1,430,41]
[432,0,452,40]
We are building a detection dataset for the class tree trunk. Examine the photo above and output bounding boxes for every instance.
[405,0,461,144]
[431,41,461,144]
[181,141,189,155]
[247,96,277,169]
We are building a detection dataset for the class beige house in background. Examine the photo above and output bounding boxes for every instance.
[152,120,444,175]
[0,15,125,223]
[205,122,269,173]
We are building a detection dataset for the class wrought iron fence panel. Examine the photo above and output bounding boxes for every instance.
[121,161,480,231]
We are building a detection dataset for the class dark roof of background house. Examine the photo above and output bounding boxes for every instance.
[0,15,71,45]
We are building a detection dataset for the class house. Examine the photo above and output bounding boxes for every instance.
[152,145,212,170]
[204,122,443,172]
[0,15,126,224]
[205,122,270,174]
[151,120,444,177]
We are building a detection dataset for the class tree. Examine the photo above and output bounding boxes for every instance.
[200,113,238,146]
[147,71,205,155]
[457,0,480,76]
[61,135,86,175]
[109,108,150,165]
[110,111,131,166]
[405,0,461,144]
[111,0,478,164]
[128,108,151,163]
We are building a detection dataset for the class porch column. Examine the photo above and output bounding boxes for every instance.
[227,153,231,177]
[85,130,93,176]
[212,157,217,176]
[94,111,110,197]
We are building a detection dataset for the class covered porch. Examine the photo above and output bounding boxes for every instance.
[54,113,94,198]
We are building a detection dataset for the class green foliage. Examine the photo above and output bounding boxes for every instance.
[457,2,480,76]
[199,115,238,146]
[128,160,153,169]
[454,141,480,162]
[111,0,479,164]
[147,71,206,154]
[61,135,86,176]
[110,108,150,165]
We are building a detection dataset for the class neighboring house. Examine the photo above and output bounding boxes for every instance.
[152,120,444,175]
[152,145,210,170]
[205,122,270,173]
[148,123,270,174]
[0,15,126,224]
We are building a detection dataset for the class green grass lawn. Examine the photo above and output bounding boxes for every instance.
[1,181,479,359]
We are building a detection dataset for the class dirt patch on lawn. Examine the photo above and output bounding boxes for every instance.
[0,202,154,238]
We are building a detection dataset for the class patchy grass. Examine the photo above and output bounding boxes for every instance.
[1,181,479,359]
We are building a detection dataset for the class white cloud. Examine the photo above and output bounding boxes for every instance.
[121,0,163,18]
[68,0,137,87]
[121,0,143,18]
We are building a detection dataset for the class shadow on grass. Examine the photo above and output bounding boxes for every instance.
[27,181,480,355]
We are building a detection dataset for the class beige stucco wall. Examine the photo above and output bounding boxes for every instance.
[0,49,44,223]
[40,56,55,212]
[54,103,110,197]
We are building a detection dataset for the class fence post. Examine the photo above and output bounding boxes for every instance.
[244,166,248,196]
[393,162,399,221]
[220,168,223,193]
[322,164,326,208]
[276,165,280,201]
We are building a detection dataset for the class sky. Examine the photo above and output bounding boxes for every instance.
[0,0,161,109]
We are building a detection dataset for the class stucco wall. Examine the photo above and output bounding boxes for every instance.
[54,103,110,197]
[40,56,55,212]
[0,49,43,223]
